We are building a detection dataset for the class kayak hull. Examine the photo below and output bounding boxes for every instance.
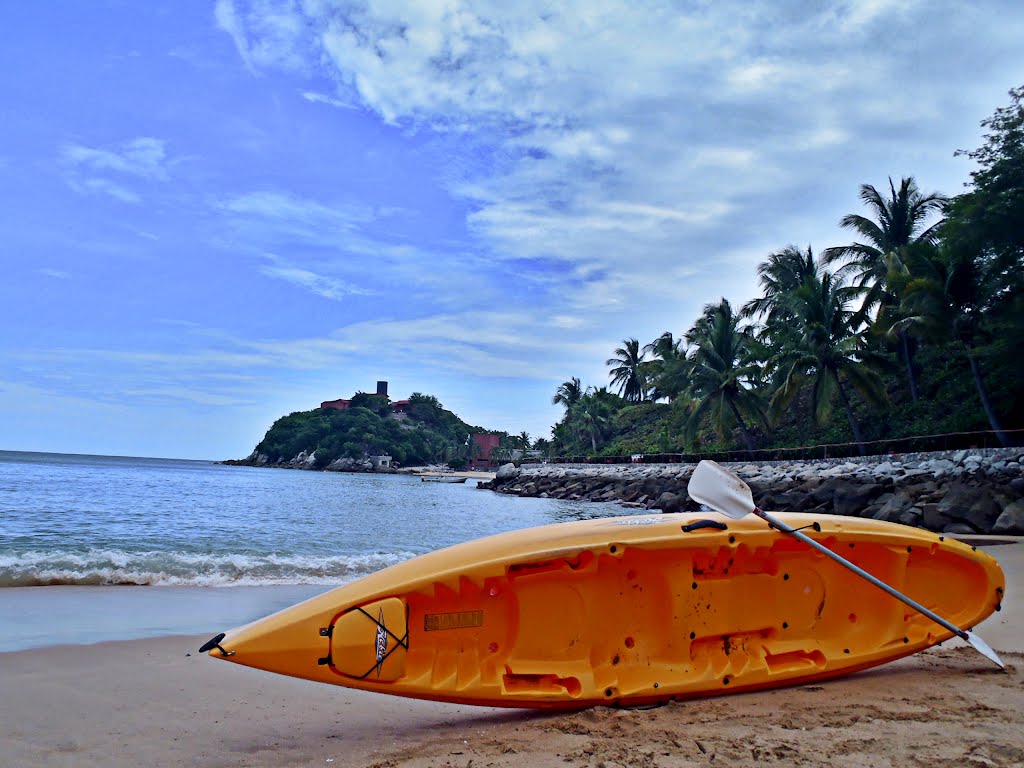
[204,512,1005,708]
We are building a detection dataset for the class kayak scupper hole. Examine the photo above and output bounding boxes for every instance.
[783,573,790,581]
[689,632,696,640]
[782,622,789,630]
[605,687,615,697]
[609,544,618,554]
[723,677,730,685]
[612,655,620,665]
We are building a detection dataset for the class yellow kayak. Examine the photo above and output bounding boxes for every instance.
[201,512,1004,708]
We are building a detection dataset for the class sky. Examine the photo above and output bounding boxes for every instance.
[1,1,1022,460]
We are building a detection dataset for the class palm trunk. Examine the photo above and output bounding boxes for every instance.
[899,330,918,402]
[965,343,1011,447]
[834,371,867,455]
[728,399,756,454]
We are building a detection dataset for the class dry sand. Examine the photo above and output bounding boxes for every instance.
[2,543,1022,768]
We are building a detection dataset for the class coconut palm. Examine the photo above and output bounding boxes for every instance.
[684,299,768,452]
[741,245,821,327]
[643,332,690,401]
[823,177,948,401]
[552,377,584,410]
[559,387,617,453]
[607,339,648,402]
[891,243,1012,447]
[771,271,889,452]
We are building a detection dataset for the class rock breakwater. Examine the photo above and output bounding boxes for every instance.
[480,448,1024,535]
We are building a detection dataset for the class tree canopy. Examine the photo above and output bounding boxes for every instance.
[544,86,1022,459]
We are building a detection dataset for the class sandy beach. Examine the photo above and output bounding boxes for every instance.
[2,542,1021,768]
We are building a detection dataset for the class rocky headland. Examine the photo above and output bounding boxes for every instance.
[480,448,1024,535]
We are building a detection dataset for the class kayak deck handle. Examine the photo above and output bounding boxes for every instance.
[682,519,729,533]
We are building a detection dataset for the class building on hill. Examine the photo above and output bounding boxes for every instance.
[322,381,410,413]
[470,434,501,469]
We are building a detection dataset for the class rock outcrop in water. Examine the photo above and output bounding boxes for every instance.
[480,449,1024,535]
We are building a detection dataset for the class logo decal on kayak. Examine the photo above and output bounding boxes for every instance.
[374,607,388,675]
[607,518,660,527]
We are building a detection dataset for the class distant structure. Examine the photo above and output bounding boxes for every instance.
[470,434,501,470]
[321,381,409,412]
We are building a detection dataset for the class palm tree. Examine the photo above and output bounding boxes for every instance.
[892,243,1012,447]
[823,177,947,401]
[574,389,616,452]
[741,245,821,327]
[771,271,888,452]
[643,332,690,401]
[684,299,767,452]
[552,377,584,410]
[607,339,648,402]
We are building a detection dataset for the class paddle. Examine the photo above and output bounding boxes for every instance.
[687,460,1005,670]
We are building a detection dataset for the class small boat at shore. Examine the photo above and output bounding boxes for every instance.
[419,475,467,483]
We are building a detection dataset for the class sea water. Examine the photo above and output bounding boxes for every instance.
[0,450,629,650]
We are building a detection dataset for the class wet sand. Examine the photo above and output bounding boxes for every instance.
[1,543,1021,768]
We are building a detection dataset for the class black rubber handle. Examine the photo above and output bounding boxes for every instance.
[681,519,729,532]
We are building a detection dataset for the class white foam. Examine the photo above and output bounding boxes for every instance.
[0,548,418,587]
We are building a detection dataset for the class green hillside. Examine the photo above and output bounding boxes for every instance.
[252,392,495,468]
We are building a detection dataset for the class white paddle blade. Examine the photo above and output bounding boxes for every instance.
[688,460,756,519]
[966,631,1006,669]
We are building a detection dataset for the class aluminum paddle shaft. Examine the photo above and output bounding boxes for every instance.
[754,507,1004,669]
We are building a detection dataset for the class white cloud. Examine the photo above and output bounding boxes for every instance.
[60,137,173,204]
[62,137,170,181]
[213,0,1024,401]
[301,90,355,109]
[259,254,376,300]
[37,268,72,280]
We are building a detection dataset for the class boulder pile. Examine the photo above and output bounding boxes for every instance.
[480,448,1024,535]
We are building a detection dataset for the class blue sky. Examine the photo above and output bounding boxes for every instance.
[1,1,1022,460]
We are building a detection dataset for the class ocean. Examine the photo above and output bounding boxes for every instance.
[0,450,630,651]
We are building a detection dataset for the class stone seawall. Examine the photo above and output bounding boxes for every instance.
[480,448,1024,535]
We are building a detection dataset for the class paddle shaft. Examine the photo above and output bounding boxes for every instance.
[754,507,968,641]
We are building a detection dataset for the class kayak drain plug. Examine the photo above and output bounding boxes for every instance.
[199,633,235,657]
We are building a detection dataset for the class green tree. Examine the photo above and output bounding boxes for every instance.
[741,245,820,330]
[892,243,1013,446]
[607,339,648,402]
[948,84,1024,269]
[573,388,616,452]
[552,377,584,410]
[822,177,947,401]
[771,271,889,452]
[643,332,690,401]
[684,299,767,452]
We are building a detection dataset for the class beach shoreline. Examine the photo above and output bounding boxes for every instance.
[1,542,1021,767]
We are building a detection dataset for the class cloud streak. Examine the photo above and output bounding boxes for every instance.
[61,137,173,204]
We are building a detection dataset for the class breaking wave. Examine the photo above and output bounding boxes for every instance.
[0,549,418,587]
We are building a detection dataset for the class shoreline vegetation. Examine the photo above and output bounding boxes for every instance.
[545,87,1022,463]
